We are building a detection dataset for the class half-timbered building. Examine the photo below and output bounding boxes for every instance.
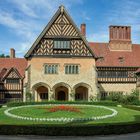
[23,5,140,102]
[90,26,140,99]
[0,49,27,103]
[136,69,140,91]
[0,5,140,102]
[24,5,98,102]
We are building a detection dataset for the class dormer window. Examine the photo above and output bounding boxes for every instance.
[98,56,104,62]
[54,39,70,49]
[118,57,124,63]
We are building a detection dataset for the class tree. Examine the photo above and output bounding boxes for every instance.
[0,54,10,58]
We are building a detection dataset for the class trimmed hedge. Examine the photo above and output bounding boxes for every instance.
[0,123,140,136]
[6,101,118,107]
[123,105,140,111]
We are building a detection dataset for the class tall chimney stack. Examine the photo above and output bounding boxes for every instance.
[109,25,131,41]
[10,48,15,58]
[109,25,132,51]
[81,23,86,36]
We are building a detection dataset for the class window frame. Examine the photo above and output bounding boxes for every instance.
[53,39,71,50]
[64,64,80,74]
[98,70,128,78]
[6,78,20,84]
[44,64,59,74]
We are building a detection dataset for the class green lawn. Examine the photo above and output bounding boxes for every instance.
[9,105,112,118]
[0,104,140,126]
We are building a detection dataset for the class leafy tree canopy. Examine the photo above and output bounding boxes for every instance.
[0,54,10,58]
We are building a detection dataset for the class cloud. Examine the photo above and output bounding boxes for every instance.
[81,11,91,21]
[11,0,38,18]
[1,0,140,57]
[16,42,33,57]
[0,10,37,39]
[87,0,140,43]
[87,32,109,42]
[9,0,84,19]
[0,0,84,56]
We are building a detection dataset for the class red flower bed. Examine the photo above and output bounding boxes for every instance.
[48,105,81,113]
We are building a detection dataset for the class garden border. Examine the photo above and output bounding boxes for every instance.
[0,123,140,136]
[1,101,140,135]
[4,104,118,122]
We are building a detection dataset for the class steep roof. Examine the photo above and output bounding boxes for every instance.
[89,42,140,67]
[24,5,96,58]
[0,58,27,78]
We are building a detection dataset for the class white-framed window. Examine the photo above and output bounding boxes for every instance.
[44,64,58,74]
[65,65,79,74]
[54,40,70,49]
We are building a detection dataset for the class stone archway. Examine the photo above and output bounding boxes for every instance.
[75,86,88,101]
[73,83,91,101]
[55,86,68,101]
[32,82,51,102]
[36,86,48,101]
[53,82,71,101]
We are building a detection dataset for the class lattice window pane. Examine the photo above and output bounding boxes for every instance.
[45,64,58,74]
[65,65,79,74]
[54,40,70,49]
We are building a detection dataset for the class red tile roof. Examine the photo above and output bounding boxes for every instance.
[0,58,27,78]
[89,42,140,67]
[0,68,8,80]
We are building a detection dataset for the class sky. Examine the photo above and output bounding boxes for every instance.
[0,0,140,57]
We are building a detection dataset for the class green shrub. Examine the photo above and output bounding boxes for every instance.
[118,95,128,104]
[26,91,34,102]
[6,100,118,107]
[106,92,123,102]
[123,105,140,111]
[0,123,140,136]
[106,89,140,105]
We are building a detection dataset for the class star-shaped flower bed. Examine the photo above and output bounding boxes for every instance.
[48,105,82,113]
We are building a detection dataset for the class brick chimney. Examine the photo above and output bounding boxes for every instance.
[10,48,15,58]
[109,25,132,51]
[81,23,86,36]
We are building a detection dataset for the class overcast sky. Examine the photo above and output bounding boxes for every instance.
[0,0,140,57]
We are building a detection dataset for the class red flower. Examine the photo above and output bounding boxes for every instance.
[48,105,81,113]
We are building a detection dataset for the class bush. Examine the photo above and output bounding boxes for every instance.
[106,89,140,105]
[106,92,123,102]
[26,91,34,102]
[0,123,140,136]
[123,105,140,111]
[6,100,118,107]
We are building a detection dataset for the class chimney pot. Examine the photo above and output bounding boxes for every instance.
[109,26,132,51]
[81,23,86,36]
[10,48,15,58]
[109,25,131,41]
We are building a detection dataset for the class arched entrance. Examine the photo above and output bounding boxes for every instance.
[55,86,68,101]
[32,82,51,102]
[36,86,48,101]
[75,86,88,101]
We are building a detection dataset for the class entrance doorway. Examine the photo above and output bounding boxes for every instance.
[57,91,66,100]
[55,86,68,101]
[75,86,88,101]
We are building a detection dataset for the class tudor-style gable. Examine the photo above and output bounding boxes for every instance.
[2,68,22,81]
[25,5,95,58]
[45,12,78,37]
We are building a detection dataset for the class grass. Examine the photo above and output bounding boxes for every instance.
[0,104,140,126]
[9,105,112,119]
